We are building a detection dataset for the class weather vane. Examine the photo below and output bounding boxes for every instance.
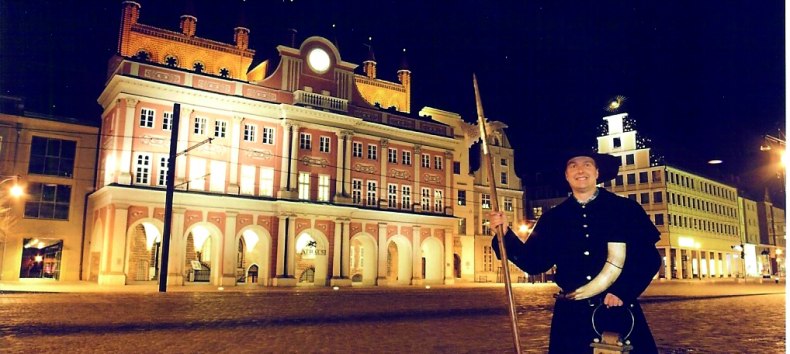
[605,95,627,113]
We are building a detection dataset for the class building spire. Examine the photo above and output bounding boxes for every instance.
[362,37,377,79]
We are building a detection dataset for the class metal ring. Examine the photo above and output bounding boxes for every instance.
[591,303,635,341]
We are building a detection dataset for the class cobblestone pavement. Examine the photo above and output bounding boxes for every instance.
[0,281,784,353]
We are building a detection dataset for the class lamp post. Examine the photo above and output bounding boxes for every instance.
[0,175,24,281]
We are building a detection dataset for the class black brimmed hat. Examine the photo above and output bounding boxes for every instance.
[561,150,621,183]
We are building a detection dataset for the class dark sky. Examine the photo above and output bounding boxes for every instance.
[1,1,785,198]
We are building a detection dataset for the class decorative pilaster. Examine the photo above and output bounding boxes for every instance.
[118,98,138,184]
[330,218,352,287]
[221,211,239,286]
[411,225,422,284]
[413,145,422,212]
[277,122,299,199]
[444,227,454,284]
[175,105,192,189]
[377,223,388,285]
[379,139,389,208]
[273,214,297,286]
[98,203,129,285]
[228,116,243,194]
[167,207,186,286]
[444,150,453,215]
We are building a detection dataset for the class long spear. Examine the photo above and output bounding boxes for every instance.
[473,74,523,353]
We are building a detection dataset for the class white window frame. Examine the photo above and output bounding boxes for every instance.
[367,144,378,160]
[500,172,508,185]
[388,183,398,208]
[421,154,430,168]
[259,167,274,197]
[402,151,412,166]
[352,179,363,205]
[503,197,513,212]
[318,174,330,201]
[157,156,169,186]
[194,117,206,135]
[140,108,154,128]
[388,148,397,164]
[240,165,255,195]
[482,193,491,209]
[421,187,431,211]
[244,124,257,142]
[352,142,363,158]
[401,185,411,210]
[434,156,442,170]
[300,133,312,150]
[366,180,377,206]
[262,127,275,144]
[319,136,331,153]
[214,120,228,138]
[134,153,151,185]
[298,172,311,200]
[433,189,444,213]
[162,112,173,131]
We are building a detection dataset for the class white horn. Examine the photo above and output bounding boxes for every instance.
[568,242,626,300]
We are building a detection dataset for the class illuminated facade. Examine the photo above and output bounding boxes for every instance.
[85,1,480,288]
[0,103,99,282]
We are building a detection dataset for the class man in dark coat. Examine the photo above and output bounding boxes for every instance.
[491,152,660,354]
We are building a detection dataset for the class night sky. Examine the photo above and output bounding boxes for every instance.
[1,1,785,201]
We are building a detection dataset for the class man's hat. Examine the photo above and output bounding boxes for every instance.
[561,150,621,183]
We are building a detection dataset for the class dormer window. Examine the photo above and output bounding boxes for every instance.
[193,62,205,73]
[165,55,178,67]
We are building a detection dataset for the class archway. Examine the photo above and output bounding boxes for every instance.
[236,226,273,286]
[184,224,215,284]
[350,233,377,286]
[421,237,443,284]
[127,222,162,282]
[295,230,329,286]
[386,235,412,285]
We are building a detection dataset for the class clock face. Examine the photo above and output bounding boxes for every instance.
[307,48,331,73]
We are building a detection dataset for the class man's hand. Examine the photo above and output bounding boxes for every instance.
[489,211,506,230]
[603,293,623,307]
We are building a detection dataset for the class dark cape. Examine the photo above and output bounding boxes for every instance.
[494,188,661,353]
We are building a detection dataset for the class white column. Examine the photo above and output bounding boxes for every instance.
[379,139,388,208]
[275,215,287,277]
[411,225,422,283]
[664,246,672,279]
[228,116,243,194]
[288,124,300,193]
[444,151,453,215]
[99,203,129,285]
[221,211,238,286]
[377,223,388,284]
[273,214,297,287]
[332,221,342,278]
[286,215,297,277]
[342,221,351,278]
[413,145,422,212]
[118,98,137,184]
[444,227,454,284]
[167,207,186,286]
[334,131,345,199]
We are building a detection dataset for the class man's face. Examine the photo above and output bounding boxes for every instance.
[565,156,599,192]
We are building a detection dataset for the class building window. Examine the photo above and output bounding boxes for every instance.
[402,151,412,166]
[453,162,461,174]
[625,154,635,165]
[352,142,363,158]
[157,156,169,186]
[352,179,363,205]
[533,206,543,219]
[628,194,637,201]
[639,172,648,184]
[28,137,76,178]
[367,145,377,160]
[653,191,663,203]
[366,181,377,206]
[652,170,661,183]
[313,136,329,154]
[504,197,513,212]
[482,218,491,235]
[640,192,650,205]
[140,108,154,128]
[458,218,467,236]
[219,68,230,78]
[318,174,330,201]
[240,165,255,195]
[162,112,173,131]
[193,62,205,73]
[483,246,493,272]
[194,117,206,135]
[24,183,71,220]
[214,120,227,138]
[401,185,411,210]
[298,172,310,200]
[434,156,443,170]
[457,190,466,206]
[422,154,430,168]
[19,238,63,279]
[259,168,274,197]
[299,133,312,150]
[262,127,275,144]
[165,55,178,67]
[244,124,256,142]
[134,153,151,184]
[500,158,507,166]
[481,193,491,209]
[421,188,431,211]
[615,175,623,186]
[500,172,508,185]
[627,173,636,185]
[434,189,444,212]
[655,214,664,226]
[188,158,206,191]
[388,184,398,208]
[209,160,226,193]
[613,137,621,148]
[388,148,398,163]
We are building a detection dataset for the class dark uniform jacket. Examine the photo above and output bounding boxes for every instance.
[494,188,660,353]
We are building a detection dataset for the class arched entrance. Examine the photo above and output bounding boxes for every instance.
[295,231,329,286]
[386,235,412,285]
[236,226,272,286]
[350,233,377,285]
[128,222,162,282]
[421,237,443,284]
[185,225,214,284]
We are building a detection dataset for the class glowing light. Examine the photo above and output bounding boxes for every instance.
[192,225,210,251]
[605,95,627,113]
[34,255,43,262]
[518,224,529,234]
[777,249,783,255]
[425,285,431,289]
[9,184,23,197]
[243,230,260,251]
[781,151,787,167]
[307,48,330,73]
[678,237,695,248]
[333,286,339,291]
[707,159,723,165]
[37,241,45,249]
[143,222,161,251]
[218,287,224,291]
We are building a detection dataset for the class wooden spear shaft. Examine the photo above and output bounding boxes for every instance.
[473,74,523,353]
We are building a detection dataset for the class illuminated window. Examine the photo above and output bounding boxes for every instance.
[299,133,312,150]
[388,184,398,208]
[240,165,255,195]
[134,153,151,185]
[318,174,330,201]
[259,168,274,197]
[262,127,275,144]
[503,197,513,212]
[366,181,377,206]
[24,184,71,220]
[367,144,377,160]
[481,193,491,209]
[421,188,431,211]
[401,185,411,210]
[298,172,310,200]
[457,190,466,206]
[157,156,169,186]
[140,108,154,128]
[189,157,206,191]
[388,148,398,163]
[244,124,256,142]
[402,151,412,166]
[319,136,330,153]
[483,246,493,272]
[533,207,543,219]
[482,218,490,235]
[209,160,226,193]
[214,120,227,138]
[433,189,443,212]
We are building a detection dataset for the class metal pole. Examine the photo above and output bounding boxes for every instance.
[473,74,522,353]
[159,103,181,292]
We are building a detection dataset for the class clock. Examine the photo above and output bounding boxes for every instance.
[307,48,331,73]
